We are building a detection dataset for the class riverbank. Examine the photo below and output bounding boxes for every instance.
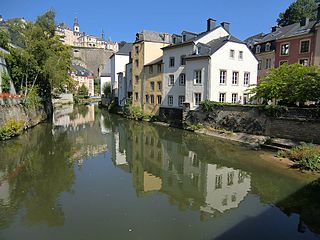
[0,105,47,141]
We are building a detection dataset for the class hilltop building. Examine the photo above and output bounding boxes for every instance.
[56,18,119,51]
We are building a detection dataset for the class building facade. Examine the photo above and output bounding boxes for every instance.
[131,31,172,113]
[70,64,95,96]
[162,19,257,110]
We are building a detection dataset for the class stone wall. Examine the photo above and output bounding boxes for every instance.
[0,105,47,130]
[158,107,183,127]
[185,105,320,143]
[72,47,114,76]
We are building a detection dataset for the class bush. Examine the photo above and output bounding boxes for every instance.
[259,105,288,117]
[278,144,320,171]
[0,119,24,140]
[200,100,226,111]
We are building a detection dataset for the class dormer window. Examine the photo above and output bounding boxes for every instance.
[173,37,176,44]
[183,35,186,42]
[265,43,271,52]
[256,45,261,54]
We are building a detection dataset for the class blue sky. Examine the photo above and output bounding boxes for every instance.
[2,0,294,42]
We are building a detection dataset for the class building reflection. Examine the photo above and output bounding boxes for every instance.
[106,119,251,219]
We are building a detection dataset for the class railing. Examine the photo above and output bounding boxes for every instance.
[0,93,21,106]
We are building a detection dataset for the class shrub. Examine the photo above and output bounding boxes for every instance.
[0,119,24,140]
[259,105,288,117]
[278,144,320,171]
[200,100,226,111]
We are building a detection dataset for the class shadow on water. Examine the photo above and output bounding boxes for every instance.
[0,105,319,239]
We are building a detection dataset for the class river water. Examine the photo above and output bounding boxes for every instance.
[0,104,319,240]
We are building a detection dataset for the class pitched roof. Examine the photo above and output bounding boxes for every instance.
[253,20,316,45]
[135,30,172,43]
[144,56,163,66]
[116,42,132,55]
[71,64,94,77]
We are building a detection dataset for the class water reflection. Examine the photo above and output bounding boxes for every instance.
[103,117,252,219]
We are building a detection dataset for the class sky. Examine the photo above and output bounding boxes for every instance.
[2,0,294,42]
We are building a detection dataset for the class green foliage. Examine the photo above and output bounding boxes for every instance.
[77,84,89,96]
[103,82,111,97]
[200,100,229,111]
[278,144,320,171]
[22,86,42,108]
[0,119,24,140]
[123,98,153,120]
[259,105,288,117]
[1,72,11,93]
[250,64,320,106]
[94,78,100,95]
[0,29,10,50]
[4,10,73,107]
[277,0,318,26]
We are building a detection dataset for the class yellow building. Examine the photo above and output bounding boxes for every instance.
[132,31,172,115]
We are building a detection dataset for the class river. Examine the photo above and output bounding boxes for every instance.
[0,104,319,240]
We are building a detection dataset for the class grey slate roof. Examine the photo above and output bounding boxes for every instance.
[116,42,132,55]
[135,30,172,43]
[144,56,163,66]
[72,64,94,77]
[253,20,316,45]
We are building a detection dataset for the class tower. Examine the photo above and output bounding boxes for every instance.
[101,29,105,40]
[73,17,79,32]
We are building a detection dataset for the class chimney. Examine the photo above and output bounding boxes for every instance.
[221,22,230,32]
[272,26,280,32]
[207,18,216,32]
[300,17,309,27]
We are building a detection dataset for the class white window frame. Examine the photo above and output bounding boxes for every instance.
[280,43,289,56]
[168,95,173,106]
[194,93,202,106]
[179,73,186,86]
[220,70,227,85]
[168,75,174,86]
[194,70,202,85]
[265,43,271,52]
[231,93,238,104]
[232,71,239,85]
[256,45,261,54]
[169,57,175,67]
[219,93,226,103]
[178,95,185,107]
[244,72,250,86]
[299,58,309,66]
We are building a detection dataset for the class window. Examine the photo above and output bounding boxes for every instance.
[179,73,185,85]
[168,95,173,106]
[149,66,153,74]
[300,40,310,53]
[265,43,271,52]
[180,55,186,65]
[135,59,139,67]
[194,93,201,106]
[258,60,262,70]
[157,95,162,104]
[135,92,139,101]
[230,49,235,58]
[256,45,261,54]
[178,96,185,107]
[173,37,176,44]
[168,75,174,86]
[299,59,309,66]
[239,51,243,60]
[145,95,149,103]
[157,82,162,91]
[280,43,289,55]
[244,72,250,86]
[150,81,155,91]
[183,35,186,42]
[231,93,238,103]
[219,93,226,103]
[215,175,222,189]
[169,57,175,67]
[194,70,202,85]
[150,95,155,104]
[265,58,272,69]
[135,46,139,54]
[227,172,234,186]
[280,60,288,65]
[157,64,162,73]
[135,75,139,83]
[220,70,227,84]
[232,71,239,85]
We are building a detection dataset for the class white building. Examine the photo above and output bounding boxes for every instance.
[100,60,111,96]
[110,43,132,101]
[162,19,258,110]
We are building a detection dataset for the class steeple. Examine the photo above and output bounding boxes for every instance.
[101,29,105,40]
[73,17,79,32]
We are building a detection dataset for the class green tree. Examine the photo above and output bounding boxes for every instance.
[251,64,320,106]
[277,0,318,26]
[78,84,88,96]
[94,78,100,95]
[4,10,73,109]
[0,29,10,50]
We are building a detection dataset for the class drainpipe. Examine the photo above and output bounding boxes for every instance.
[207,57,211,100]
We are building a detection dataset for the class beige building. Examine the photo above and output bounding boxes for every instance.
[70,64,95,96]
[56,18,118,51]
[132,31,172,114]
